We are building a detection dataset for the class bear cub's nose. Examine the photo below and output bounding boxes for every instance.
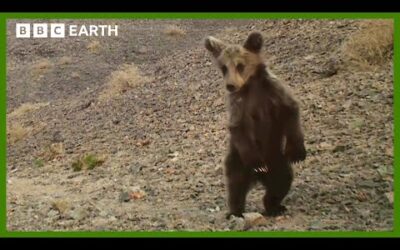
[226,84,236,92]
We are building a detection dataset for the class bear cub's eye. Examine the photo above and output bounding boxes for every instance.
[236,63,245,73]
[221,65,228,76]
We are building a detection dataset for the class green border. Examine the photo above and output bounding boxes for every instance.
[393,14,399,237]
[0,14,6,237]
[0,12,400,19]
[0,12,398,238]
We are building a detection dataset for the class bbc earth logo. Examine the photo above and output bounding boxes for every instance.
[16,23,119,38]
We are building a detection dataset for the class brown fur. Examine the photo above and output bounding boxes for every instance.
[205,32,306,217]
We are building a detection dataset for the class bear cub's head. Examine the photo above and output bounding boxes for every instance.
[205,32,264,93]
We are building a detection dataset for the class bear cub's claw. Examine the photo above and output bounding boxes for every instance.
[263,205,287,217]
[226,212,244,220]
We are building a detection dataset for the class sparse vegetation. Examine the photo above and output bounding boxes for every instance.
[99,63,151,101]
[30,58,53,81]
[37,143,64,162]
[7,59,17,71]
[8,102,49,119]
[71,160,83,172]
[7,121,46,145]
[71,154,106,171]
[164,25,186,36]
[87,40,101,54]
[7,123,30,144]
[71,72,81,79]
[84,154,104,170]
[34,158,44,168]
[51,200,70,214]
[57,56,73,67]
[341,20,393,71]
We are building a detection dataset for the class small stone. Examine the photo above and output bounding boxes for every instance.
[333,145,347,153]
[92,218,110,229]
[168,151,179,158]
[342,100,352,109]
[130,191,146,200]
[337,23,348,28]
[304,55,314,61]
[349,118,364,129]
[119,192,131,202]
[52,131,64,142]
[70,207,87,221]
[137,46,148,54]
[385,192,394,205]
[358,209,371,218]
[385,147,393,157]
[244,212,267,230]
[208,206,221,213]
[77,100,93,111]
[128,186,146,200]
[129,164,143,174]
[359,180,378,188]
[99,211,108,217]
[136,139,150,147]
[215,165,223,175]
[309,221,322,230]
[66,148,74,154]
[377,165,389,178]
[112,118,120,125]
[209,217,216,224]
[228,216,245,231]
[319,142,333,150]
[314,58,338,77]
[47,209,59,218]
[51,200,70,215]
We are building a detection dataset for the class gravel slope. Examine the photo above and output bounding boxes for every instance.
[6,19,393,231]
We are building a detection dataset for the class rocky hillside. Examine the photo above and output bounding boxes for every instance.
[6,19,393,231]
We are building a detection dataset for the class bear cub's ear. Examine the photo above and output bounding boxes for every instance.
[243,32,263,53]
[204,36,226,58]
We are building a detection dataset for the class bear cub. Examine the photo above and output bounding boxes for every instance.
[204,32,306,218]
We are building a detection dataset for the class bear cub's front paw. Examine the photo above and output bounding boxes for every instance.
[285,142,306,163]
[263,205,287,217]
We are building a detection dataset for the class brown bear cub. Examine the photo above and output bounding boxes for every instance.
[204,32,306,218]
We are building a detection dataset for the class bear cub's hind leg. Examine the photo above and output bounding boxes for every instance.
[225,147,253,219]
[260,157,293,217]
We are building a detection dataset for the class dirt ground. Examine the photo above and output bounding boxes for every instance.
[6,19,393,231]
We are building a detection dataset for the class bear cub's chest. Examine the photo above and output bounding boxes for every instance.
[228,94,264,128]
